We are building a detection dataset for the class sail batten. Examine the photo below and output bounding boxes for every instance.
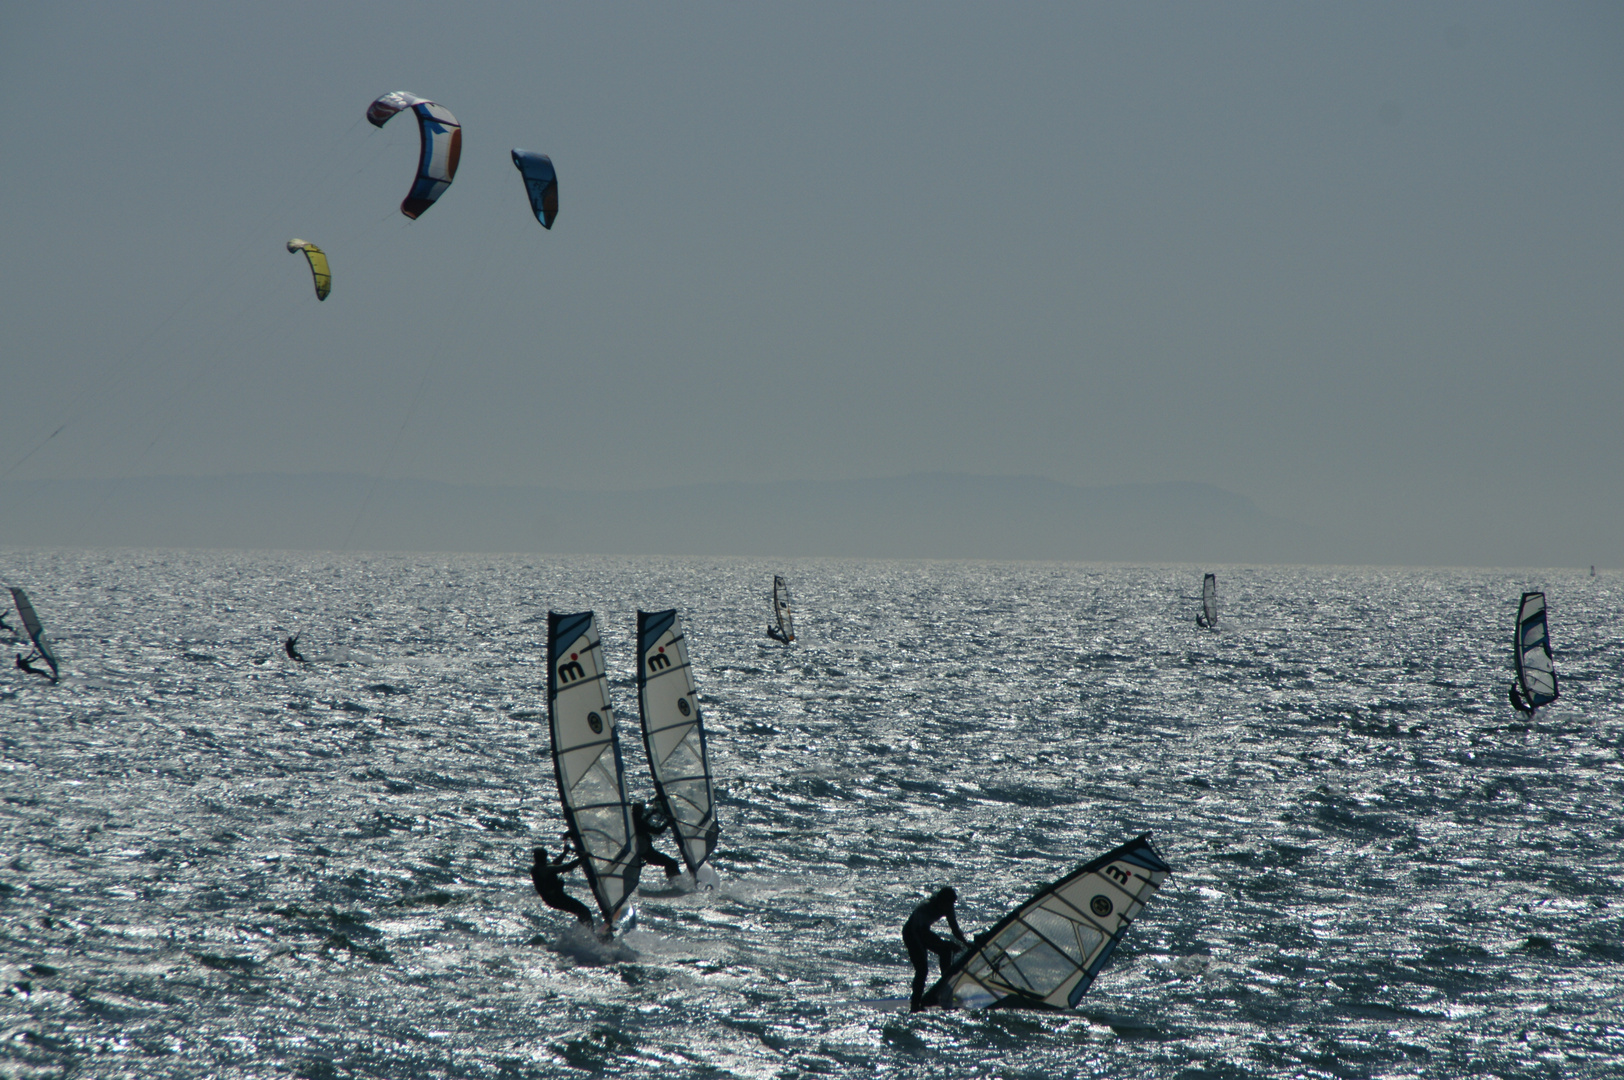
[1514,592,1558,709]
[636,609,720,878]
[546,611,640,926]
[928,834,1171,1011]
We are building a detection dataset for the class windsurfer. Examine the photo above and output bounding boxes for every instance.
[1509,685,1533,718]
[284,635,306,663]
[766,624,788,643]
[531,845,594,927]
[15,653,51,682]
[1195,612,1209,628]
[904,886,969,1011]
[632,801,682,878]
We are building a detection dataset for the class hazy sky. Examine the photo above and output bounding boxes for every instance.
[2,3,1620,564]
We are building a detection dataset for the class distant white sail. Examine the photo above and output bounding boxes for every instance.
[929,835,1171,1011]
[636,609,720,877]
[769,575,795,643]
[9,587,60,681]
[1198,573,1218,629]
[546,611,640,926]
[1515,592,1558,709]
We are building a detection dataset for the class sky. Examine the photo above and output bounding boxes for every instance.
[1,2,1620,566]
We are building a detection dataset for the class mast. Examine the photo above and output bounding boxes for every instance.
[545,611,640,926]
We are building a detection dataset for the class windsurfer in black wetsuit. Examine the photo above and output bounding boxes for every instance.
[15,653,54,683]
[766,623,789,643]
[1509,685,1533,718]
[904,886,969,1011]
[531,845,594,928]
[284,635,305,663]
[1195,611,1209,628]
[632,801,683,879]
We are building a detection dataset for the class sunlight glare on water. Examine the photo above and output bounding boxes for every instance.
[1,551,1621,1078]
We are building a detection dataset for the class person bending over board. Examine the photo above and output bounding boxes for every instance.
[531,846,594,928]
[284,635,306,663]
[766,623,790,644]
[904,886,969,1011]
[15,654,52,682]
[632,801,683,879]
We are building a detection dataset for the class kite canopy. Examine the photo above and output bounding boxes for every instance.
[286,240,331,301]
[365,91,462,220]
[511,150,558,228]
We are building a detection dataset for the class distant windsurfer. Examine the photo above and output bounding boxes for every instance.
[766,624,790,644]
[1195,612,1209,629]
[632,801,683,879]
[15,653,53,683]
[1509,685,1533,718]
[284,635,305,663]
[531,845,594,928]
[904,886,969,1012]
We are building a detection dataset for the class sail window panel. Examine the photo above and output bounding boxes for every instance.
[1006,939,1078,997]
[1023,908,1089,964]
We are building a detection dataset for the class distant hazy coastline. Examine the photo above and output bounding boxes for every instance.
[0,472,1327,563]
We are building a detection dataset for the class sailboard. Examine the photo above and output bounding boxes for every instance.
[9,587,60,682]
[926,834,1171,1011]
[768,575,795,643]
[635,609,721,882]
[1513,591,1558,712]
[546,611,641,928]
[1197,573,1218,629]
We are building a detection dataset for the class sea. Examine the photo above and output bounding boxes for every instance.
[1,549,1620,1079]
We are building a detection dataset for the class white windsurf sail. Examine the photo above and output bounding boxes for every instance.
[1515,591,1558,709]
[1199,573,1218,629]
[929,834,1171,1011]
[769,575,795,642]
[635,609,720,878]
[547,611,640,926]
[9,587,60,682]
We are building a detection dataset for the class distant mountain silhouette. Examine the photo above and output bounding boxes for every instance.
[0,472,1328,562]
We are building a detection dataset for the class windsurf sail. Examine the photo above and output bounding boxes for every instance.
[547,611,640,926]
[1514,591,1558,710]
[1198,573,1218,629]
[769,575,795,643]
[928,834,1171,1011]
[635,609,720,878]
[9,587,60,682]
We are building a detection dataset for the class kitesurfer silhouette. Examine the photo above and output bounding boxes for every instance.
[531,845,594,928]
[284,635,306,663]
[904,886,969,1011]
[632,801,682,879]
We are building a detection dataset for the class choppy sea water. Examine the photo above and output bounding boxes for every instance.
[1,549,1621,1079]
